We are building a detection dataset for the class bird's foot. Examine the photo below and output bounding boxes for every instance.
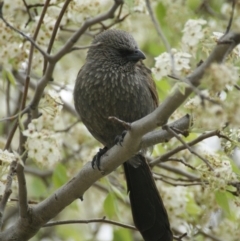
[114,130,127,146]
[92,147,108,170]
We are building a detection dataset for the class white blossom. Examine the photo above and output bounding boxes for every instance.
[196,146,238,191]
[39,90,63,118]
[23,91,63,167]
[22,123,39,138]
[182,19,207,52]
[221,3,232,16]
[205,63,239,93]
[159,184,190,229]
[68,0,110,24]
[24,125,62,168]
[133,0,146,13]
[0,149,15,164]
[152,49,191,80]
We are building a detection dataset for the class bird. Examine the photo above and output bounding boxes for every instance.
[74,29,173,241]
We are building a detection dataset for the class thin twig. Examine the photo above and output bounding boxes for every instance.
[24,0,51,91]
[70,42,102,52]
[55,120,79,133]
[168,74,221,106]
[0,107,29,123]
[174,232,188,241]
[151,130,221,165]
[154,175,204,187]
[167,158,196,170]
[27,3,55,9]
[234,84,240,91]
[22,0,33,26]
[14,70,78,117]
[225,0,235,34]
[97,12,129,31]
[43,217,136,230]
[43,0,72,73]
[6,77,11,118]
[156,163,200,180]
[8,198,38,205]
[196,0,225,19]
[154,172,197,183]
[163,125,214,170]
[0,2,50,60]
[24,166,53,180]
[0,161,17,228]
[4,121,18,150]
[145,0,175,75]
[197,229,224,241]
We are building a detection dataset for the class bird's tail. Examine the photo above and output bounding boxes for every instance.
[123,154,173,241]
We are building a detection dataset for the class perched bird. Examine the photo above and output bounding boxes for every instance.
[74,29,173,241]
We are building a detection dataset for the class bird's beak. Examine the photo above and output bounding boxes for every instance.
[127,49,146,62]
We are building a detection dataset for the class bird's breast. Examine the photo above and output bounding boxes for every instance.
[74,64,155,146]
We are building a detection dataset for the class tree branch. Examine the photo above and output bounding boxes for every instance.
[16,163,29,218]
[0,161,17,228]
[140,114,191,149]
[43,0,72,73]
[156,163,200,180]
[163,125,213,170]
[151,130,222,165]
[43,217,136,230]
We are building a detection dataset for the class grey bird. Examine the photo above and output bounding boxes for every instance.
[74,29,173,241]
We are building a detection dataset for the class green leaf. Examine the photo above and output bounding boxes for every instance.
[156,78,171,98]
[184,132,198,142]
[215,190,231,217]
[180,82,188,95]
[114,228,132,241]
[111,185,126,202]
[124,0,134,10]
[146,41,162,57]
[2,69,16,86]
[186,0,202,10]
[186,194,201,215]
[155,2,166,25]
[52,163,68,188]
[6,70,16,85]
[103,192,117,219]
[58,224,85,241]
[229,159,240,176]
[29,176,47,198]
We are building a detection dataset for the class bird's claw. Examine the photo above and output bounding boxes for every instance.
[114,130,127,146]
[92,147,108,170]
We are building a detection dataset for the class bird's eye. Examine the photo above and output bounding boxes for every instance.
[119,49,134,56]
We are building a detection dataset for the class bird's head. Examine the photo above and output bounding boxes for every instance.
[87,29,146,67]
